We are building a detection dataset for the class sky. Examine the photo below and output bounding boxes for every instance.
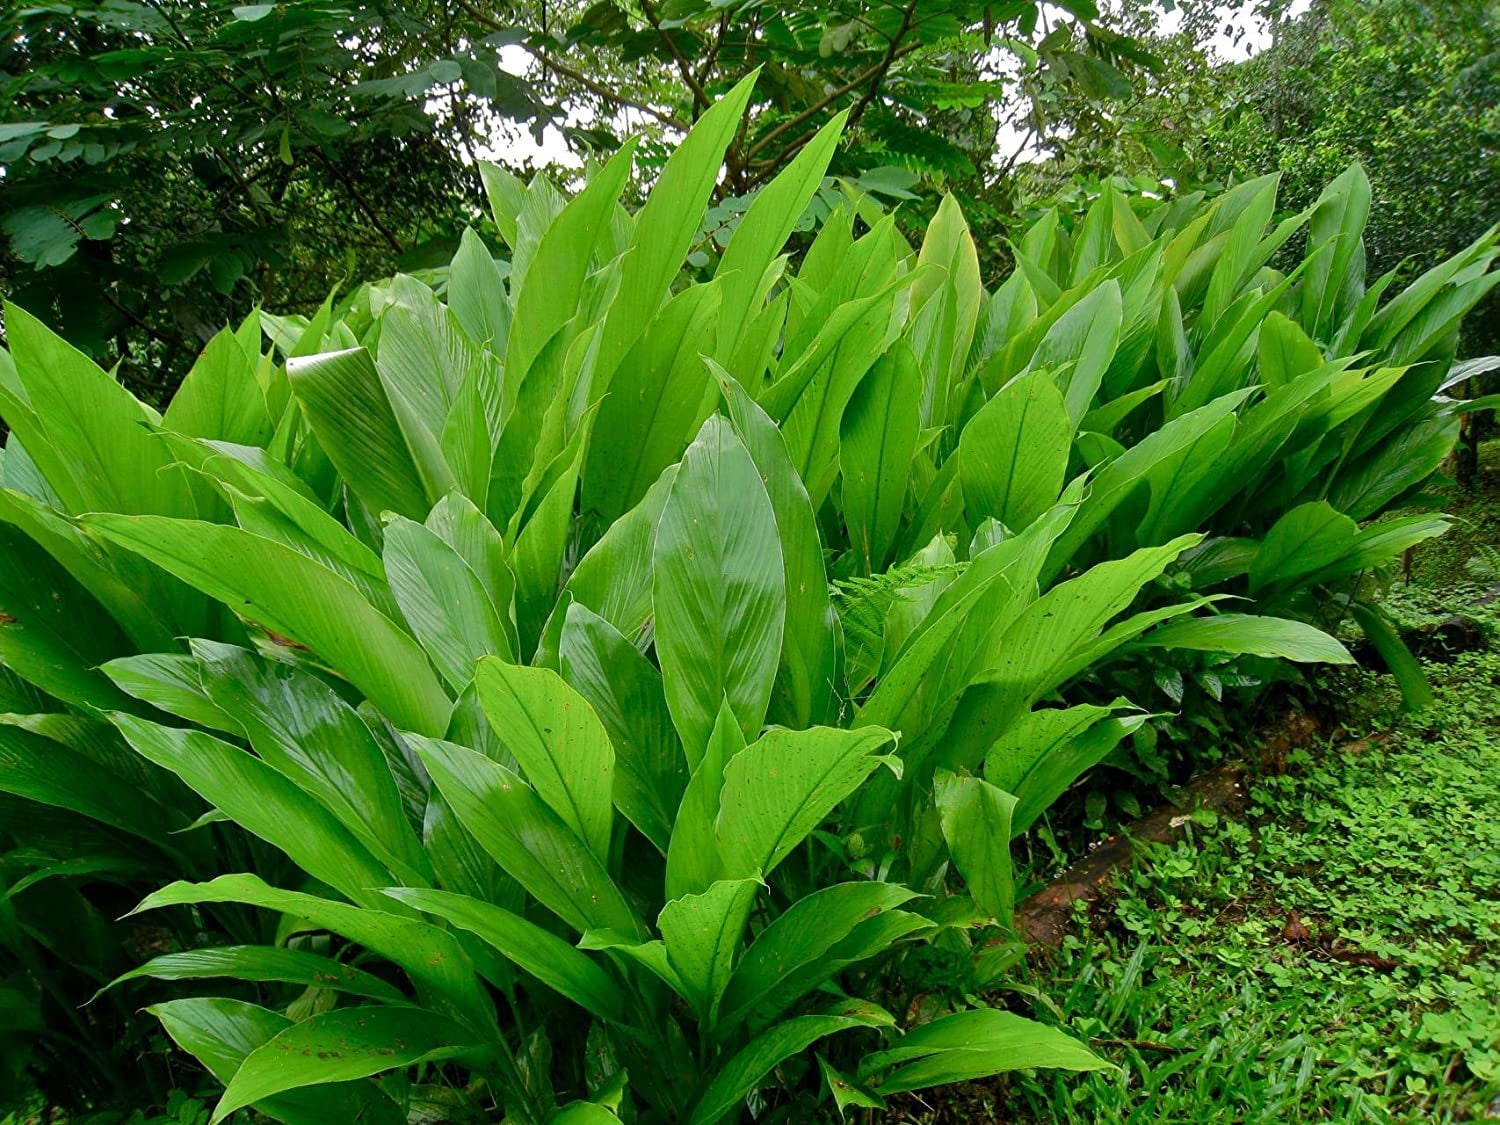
[469,0,1312,171]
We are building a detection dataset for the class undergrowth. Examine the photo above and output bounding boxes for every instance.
[981,624,1500,1123]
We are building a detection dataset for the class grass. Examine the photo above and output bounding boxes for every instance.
[996,643,1500,1123]
[965,453,1500,1124]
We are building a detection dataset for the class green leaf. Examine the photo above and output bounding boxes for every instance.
[863,1009,1111,1093]
[688,1005,888,1125]
[101,652,239,733]
[0,722,179,845]
[959,368,1072,533]
[716,726,895,880]
[106,946,406,1003]
[819,1055,887,1116]
[285,347,431,521]
[933,770,1017,929]
[716,365,837,729]
[558,601,687,853]
[212,1005,476,1124]
[658,877,762,1027]
[82,514,452,736]
[188,639,430,884]
[448,228,510,352]
[653,415,785,762]
[163,329,274,446]
[665,698,744,899]
[714,111,847,357]
[1248,501,1360,595]
[556,464,675,646]
[582,284,721,527]
[508,140,637,383]
[412,735,642,937]
[1350,601,1434,711]
[148,998,403,1125]
[1136,614,1354,663]
[132,875,495,1031]
[474,658,614,861]
[984,703,1145,835]
[840,342,921,573]
[1028,281,1122,425]
[384,513,513,688]
[111,714,394,907]
[384,887,623,1021]
[593,71,758,389]
[718,882,920,1032]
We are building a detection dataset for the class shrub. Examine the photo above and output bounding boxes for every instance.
[0,78,1493,1121]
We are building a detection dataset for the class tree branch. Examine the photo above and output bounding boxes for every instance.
[531,47,689,131]
[743,39,922,168]
[844,0,921,134]
[639,0,710,116]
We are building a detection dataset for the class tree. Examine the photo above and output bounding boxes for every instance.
[0,0,548,385]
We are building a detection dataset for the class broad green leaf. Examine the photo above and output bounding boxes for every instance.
[714,111,847,357]
[1027,280,1122,425]
[1350,601,1434,710]
[1136,614,1353,663]
[149,998,404,1125]
[1248,501,1360,595]
[413,735,642,937]
[100,654,233,733]
[163,328,274,447]
[558,601,687,853]
[658,877,762,1027]
[474,658,614,861]
[0,480,181,652]
[384,513,513,688]
[188,639,430,883]
[106,946,406,1003]
[448,228,510,352]
[653,415,785,761]
[384,887,623,1021]
[840,342,921,573]
[507,140,637,382]
[1044,391,1252,580]
[863,1009,1111,1094]
[512,409,590,655]
[665,699,745,899]
[688,1005,890,1125]
[959,368,1072,532]
[555,464,675,647]
[716,365,837,729]
[718,882,920,1032]
[83,514,451,736]
[818,1055,887,1117]
[0,524,141,712]
[111,714,394,906]
[0,722,179,846]
[716,726,896,880]
[593,72,758,390]
[133,874,494,1031]
[1257,311,1324,387]
[933,770,1017,929]
[984,703,1146,834]
[285,347,430,521]
[212,1005,476,1124]
[909,195,982,427]
[2,303,198,521]
[582,283,722,526]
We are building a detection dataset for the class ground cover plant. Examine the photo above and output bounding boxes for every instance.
[989,618,1500,1124]
[0,78,1496,1121]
